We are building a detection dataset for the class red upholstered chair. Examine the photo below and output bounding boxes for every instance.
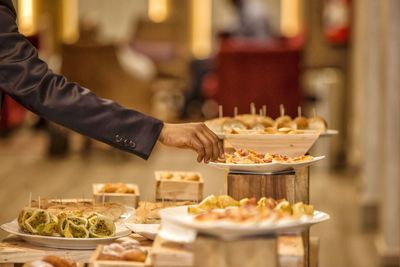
[210,38,303,118]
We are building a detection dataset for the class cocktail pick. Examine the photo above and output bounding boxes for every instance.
[250,102,256,115]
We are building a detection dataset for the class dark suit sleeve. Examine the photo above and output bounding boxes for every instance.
[0,3,163,159]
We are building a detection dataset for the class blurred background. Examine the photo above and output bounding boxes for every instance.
[0,0,399,266]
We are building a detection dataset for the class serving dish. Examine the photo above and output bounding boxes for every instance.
[124,223,159,240]
[222,133,320,157]
[0,220,131,250]
[159,206,329,241]
[207,156,325,173]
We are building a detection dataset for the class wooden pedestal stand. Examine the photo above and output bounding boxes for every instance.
[226,167,310,267]
[194,235,278,267]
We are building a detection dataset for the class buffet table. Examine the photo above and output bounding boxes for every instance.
[0,234,319,267]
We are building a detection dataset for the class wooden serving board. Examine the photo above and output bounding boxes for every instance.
[91,245,149,267]
[224,133,320,157]
[155,172,203,202]
[0,234,154,267]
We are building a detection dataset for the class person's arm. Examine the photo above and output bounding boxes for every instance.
[0,1,223,162]
[0,3,162,159]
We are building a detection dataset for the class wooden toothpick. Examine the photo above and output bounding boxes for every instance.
[262,105,267,117]
[280,104,285,117]
[234,106,238,117]
[218,105,223,118]
[298,106,302,117]
[259,109,263,116]
[38,196,41,209]
[250,103,256,115]
[28,192,32,208]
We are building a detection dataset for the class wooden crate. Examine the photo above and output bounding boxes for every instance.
[93,183,140,208]
[155,172,203,202]
[91,245,149,267]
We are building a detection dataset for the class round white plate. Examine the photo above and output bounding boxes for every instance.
[215,130,338,139]
[160,206,330,240]
[124,223,159,240]
[320,129,339,137]
[207,156,325,173]
[0,220,131,250]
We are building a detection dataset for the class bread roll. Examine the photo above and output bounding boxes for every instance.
[308,116,327,132]
[42,256,77,267]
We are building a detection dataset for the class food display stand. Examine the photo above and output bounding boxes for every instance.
[226,167,310,267]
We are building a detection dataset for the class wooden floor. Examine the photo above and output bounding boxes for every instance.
[0,129,379,267]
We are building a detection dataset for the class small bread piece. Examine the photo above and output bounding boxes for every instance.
[278,127,293,134]
[294,116,308,129]
[97,253,122,261]
[257,116,275,128]
[121,248,147,262]
[23,260,54,267]
[308,116,327,132]
[222,119,247,132]
[42,256,77,267]
[184,173,200,181]
[275,115,292,129]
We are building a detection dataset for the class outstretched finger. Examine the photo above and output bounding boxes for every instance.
[202,128,220,161]
[196,132,212,163]
[190,135,205,163]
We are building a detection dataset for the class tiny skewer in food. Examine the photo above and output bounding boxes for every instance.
[275,104,292,129]
[218,105,223,119]
[250,102,256,115]
[308,108,327,132]
[293,106,309,130]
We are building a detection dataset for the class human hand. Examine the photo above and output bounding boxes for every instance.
[159,123,224,163]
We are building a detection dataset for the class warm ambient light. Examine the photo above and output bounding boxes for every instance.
[62,0,79,43]
[191,0,212,59]
[18,0,36,36]
[280,0,302,37]
[148,0,169,23]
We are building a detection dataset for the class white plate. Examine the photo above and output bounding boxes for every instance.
[207,156,325,173]
[125,223,159,240]
[160,206,330,241]
[215,129,338,139]
[0,220,131,250]
[320,129,339,137]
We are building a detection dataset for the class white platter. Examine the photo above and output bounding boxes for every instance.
[320,129,339,137]
[215,129,338,139]
[0,220,131,250]
[159,206,330,241]
[207,156,325,173]
[125,223,159,240]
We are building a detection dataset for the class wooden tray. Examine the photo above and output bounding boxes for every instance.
[91,245,149,267]
[223,133,320,157]
[93,183,140,208]
[155,172,203,202]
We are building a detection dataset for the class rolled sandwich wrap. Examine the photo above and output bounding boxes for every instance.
[87,213,116,238]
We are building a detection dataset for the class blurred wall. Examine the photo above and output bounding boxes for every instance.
[78,0,147,42]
